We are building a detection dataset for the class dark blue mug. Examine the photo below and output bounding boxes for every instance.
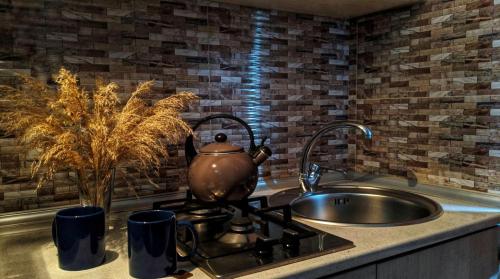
[128,210,199,279]
[52,206,106,270]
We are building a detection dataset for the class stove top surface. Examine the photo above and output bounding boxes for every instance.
[153,191,354,279]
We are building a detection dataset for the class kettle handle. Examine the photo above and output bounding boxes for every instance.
[185,114,257,165]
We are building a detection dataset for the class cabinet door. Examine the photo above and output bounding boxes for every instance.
[377,227,498,279]
[322,264,376,279]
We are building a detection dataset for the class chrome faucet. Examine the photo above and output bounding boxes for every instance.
[299,122,373,193]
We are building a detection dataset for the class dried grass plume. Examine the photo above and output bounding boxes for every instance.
[0,68,198,207]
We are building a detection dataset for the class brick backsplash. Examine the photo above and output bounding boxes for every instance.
[1,0,498,213]
[0,0,350,212]
[350,0,500,192]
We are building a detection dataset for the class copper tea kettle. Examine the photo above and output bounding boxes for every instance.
[185,114,272,203]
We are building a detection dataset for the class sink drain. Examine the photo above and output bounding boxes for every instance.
[332,197,350,205]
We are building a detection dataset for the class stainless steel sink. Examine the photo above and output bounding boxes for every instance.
[269,186,443,226]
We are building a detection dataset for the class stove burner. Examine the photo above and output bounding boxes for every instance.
[188,206,222,217]
[229,217,254,233]
[217,217,257,246]
[218,231,257,247]
[186,207,233,242]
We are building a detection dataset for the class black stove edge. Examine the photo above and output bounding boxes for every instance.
[191,238,356,279]
[195,241,355,279]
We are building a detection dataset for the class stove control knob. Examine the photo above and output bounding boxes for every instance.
[282,228,300,249]
[255,235,274,256]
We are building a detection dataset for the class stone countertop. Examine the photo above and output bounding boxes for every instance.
[1,175,499,279]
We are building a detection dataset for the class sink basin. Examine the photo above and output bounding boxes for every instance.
[269,186,443,226]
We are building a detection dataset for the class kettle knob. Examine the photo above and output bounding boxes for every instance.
[215,133,227,143]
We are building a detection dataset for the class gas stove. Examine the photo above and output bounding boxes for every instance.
[152,191,354,278]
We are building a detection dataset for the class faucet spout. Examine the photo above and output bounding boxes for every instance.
[298,122,373,193]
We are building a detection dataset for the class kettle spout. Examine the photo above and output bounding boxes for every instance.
[252,146,272,166]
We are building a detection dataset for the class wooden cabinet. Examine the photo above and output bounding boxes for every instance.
[377,227,498,279]
[326,227,499,279]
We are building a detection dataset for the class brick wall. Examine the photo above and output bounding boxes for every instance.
[0,0,350,212]
[1,0,498,213]
[350,0,500,192]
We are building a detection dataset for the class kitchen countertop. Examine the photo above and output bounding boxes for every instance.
[1,174,499,279]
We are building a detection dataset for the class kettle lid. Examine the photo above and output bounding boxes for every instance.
[199,133,244,153]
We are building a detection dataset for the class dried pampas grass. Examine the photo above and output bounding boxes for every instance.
[0,68,198,207]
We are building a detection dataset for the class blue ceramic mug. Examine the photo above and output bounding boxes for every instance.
[52,206,106,270]
[128,210,199,279]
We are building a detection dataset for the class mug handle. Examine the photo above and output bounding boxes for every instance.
[51,218,57,247]
[176,220,198,261]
